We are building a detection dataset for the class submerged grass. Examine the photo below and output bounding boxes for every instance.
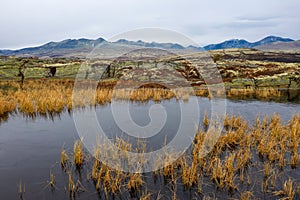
[60,147,69,169]
[18,180,25,200]
[73,140,84,167]
[49,170,55,189]
[53,113,300,199]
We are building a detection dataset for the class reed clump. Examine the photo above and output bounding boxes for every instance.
[53,113,300,199]
[0,91,16,116]
[60,147,69,169]
[67,172,85,199]
[18,180,25,200]
[227,87,282,100]
[73,140,84,167]
[127,173,143,191]
[240,191,254,200]
[274,179,296,200]
[49,170,55,189]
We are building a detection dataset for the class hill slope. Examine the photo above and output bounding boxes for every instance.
[257,40,300,51]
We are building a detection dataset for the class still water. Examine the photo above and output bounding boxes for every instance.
[0,97,299,199]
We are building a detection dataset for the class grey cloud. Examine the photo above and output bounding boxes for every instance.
[0,0,299,49]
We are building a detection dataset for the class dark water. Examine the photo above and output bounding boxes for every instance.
[0,97,299,200]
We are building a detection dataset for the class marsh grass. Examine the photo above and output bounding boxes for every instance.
[274,179,296,200]
[49,170,55,189]
[0,79,193,118]
[60,147,69,169]
[240,191,254,200]
[73,140,84,167]
[68,172,76,199]
[52,113,300,199]
[67,172,85,199]
[203,111,210,128]
[0,78,296,199]
[0,79,296,120]
[127,173,143,192]
[18,180,25,200]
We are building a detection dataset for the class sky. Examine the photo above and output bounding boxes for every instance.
[0,0,299,49]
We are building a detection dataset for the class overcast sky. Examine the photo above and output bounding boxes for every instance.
[1,0,299,49]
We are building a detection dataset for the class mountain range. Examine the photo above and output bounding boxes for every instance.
[203,36,294,50]
[0,36,297,58]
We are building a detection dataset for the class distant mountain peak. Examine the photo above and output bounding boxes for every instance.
[255,35,293,45]
[204,35,294,50]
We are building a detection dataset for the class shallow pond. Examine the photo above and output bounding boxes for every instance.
[0,97,299,199]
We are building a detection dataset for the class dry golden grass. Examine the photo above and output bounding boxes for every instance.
[60,147,69,169]
[73,140,84,167]
[18,180,25,200]
[203,111,210,127]
[54,113,300,199]
[68,172,76,199]
[127,173,143,191]
[0,79,293,120]
[140,192,152,200]
[263,162,272,179]
[49,170,55,189]
[227,87,282,99]
[0,92,16,116]
[283,179,296,200]
[274,179,295,200]
[0,79,195,118]
[66,171,85,199]
[240,191,254,200]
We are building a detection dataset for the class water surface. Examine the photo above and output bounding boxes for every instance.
[0,97,299,199]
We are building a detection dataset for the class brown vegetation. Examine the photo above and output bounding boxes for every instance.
[1,79,296,122]
[56,114,300,199]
